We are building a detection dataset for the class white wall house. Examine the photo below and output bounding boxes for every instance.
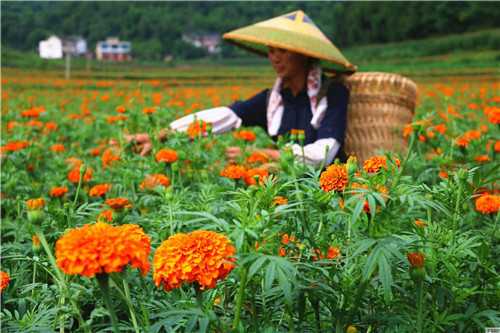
[39,35,63,59]
[182,33,221,54]
[96,37,131,61]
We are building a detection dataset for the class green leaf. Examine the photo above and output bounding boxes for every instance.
[378,252,393,301]
[277,267,292,306]
[264,262,276,292]
[363,246,381,281]
[352,238,377,257]
[247,256,268,280]
[351,198,366,223]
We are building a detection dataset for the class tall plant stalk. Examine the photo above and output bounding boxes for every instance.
[97,274,119,333]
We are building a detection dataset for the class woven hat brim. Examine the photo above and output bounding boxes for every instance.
[224,26,357,74]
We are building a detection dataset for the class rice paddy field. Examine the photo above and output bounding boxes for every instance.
[1,65,499,332]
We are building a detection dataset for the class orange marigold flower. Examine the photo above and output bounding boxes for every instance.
[281,233,290,245]
[116,105,126,113]
[155,148,178,163]
[456,136,470,148]
[407,252,425,268]
[21,106,44,118]
[56,222,151,277]
[495,140,500,153]
[50,186,68,198]
[475,194,500,214]
[50,144,65,153]
[26,119,43,128]
[44,121,58,133]
[90,147,101,156]
[101,148,120,168]
[403,124,413,138]
[484,106,500,124]
[474,155,490,163]
[234,130,256,142]
[363,156,387,173]
[466,130,481,140]
[6,121,19,132]
[415,219,427,228]
[319,164,348,192]
[67,166,93,184]
[1,140,30,153]
[273,196,288,206]
[278,247,286,257]
[98,209,113,222]
[105,197,132,210]
[246,151,269,165]
[140,174,171,190]
[220,164,246,180]
[186,120,208,139]
[142,106,157,115]
[434,123,447,135]
[327,246,340,259]
[66,157,83,168]
[89,183,112,197]
[0,271,10,292]
[107,115,128,124]
[244,168,269,186]
[153,230,235,291]
[26,198,45,210]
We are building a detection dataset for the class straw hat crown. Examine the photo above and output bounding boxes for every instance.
[223,10,356,73]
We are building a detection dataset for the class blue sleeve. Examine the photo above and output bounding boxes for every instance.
[229,89,269,129]
[316,82,349,144]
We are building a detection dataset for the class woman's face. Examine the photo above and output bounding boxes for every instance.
[268,46,309,80]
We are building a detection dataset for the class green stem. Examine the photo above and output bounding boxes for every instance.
[232,266,248,330]
[72,165,85,207]
[31,260,37,300]
[37,231,90,333]
[59,294,65,333]
[416,278,424,333]
[97,274,120,333]
[451,179,463,244]
[122,278,140,333]
[490,212,499,246]
[392,133,415,189]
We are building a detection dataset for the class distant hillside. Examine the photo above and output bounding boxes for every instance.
[3,29,499,78]
[2,1,500,60]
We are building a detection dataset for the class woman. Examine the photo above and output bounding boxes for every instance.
[127,10,356,167]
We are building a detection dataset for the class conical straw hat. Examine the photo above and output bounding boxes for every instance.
[223,10,356,74]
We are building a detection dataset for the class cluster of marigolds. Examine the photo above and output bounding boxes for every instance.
[54,222,236,291]
[1,86,499,301]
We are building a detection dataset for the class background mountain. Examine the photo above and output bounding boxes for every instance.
[2,1,500,60]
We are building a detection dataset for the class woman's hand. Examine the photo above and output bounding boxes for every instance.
[124,133,152,156]
[225,146,242,162]
[225,147,281,162]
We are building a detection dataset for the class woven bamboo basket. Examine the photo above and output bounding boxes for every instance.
[343,72,417,162]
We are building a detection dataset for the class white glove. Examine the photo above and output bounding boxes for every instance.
[169,107,242,134]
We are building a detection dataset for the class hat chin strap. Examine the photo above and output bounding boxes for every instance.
[267,65,327,136]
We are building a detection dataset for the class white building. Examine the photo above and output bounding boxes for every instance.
[39,35,63,59]
[182,33,221,54]
[63,36,87,56]
[96,37,131,61]
[39,35,88,59]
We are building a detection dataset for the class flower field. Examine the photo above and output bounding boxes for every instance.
[1,68,499,332]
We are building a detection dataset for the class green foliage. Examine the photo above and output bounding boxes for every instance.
[1,69,499,332]
[2,2,500,60]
